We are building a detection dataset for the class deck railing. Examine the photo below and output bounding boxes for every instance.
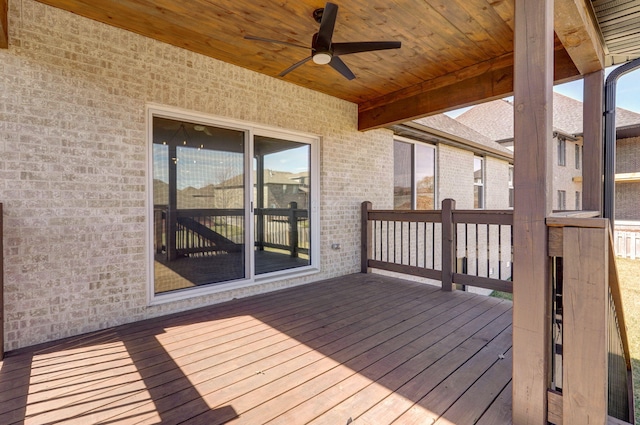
[361,199,513,293]
[546,214,634,425]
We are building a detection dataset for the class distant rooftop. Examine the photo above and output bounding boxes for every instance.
[456,92,640,141]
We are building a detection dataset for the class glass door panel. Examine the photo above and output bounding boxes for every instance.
[152,117,246,294]
[253,136,311,275]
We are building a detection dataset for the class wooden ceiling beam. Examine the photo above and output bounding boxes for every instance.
[554,0,605,74]
[358,46,581,131]
[0,0,8,49]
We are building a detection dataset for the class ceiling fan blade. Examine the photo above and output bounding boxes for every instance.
[332,41,402,56]
[329,56,355,80]
[278,56,313,77]
[244,35,309,50]
[316,2,338,50]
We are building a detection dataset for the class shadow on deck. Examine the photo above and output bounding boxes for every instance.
[0,274,513,424]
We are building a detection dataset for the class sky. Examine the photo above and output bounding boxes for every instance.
[447,65,640,118]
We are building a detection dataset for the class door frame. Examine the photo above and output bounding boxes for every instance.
[146,104,321,306]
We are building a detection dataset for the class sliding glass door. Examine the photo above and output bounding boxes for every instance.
[150,112,316,298]
[152,117,246,294]
[253,136,311,275]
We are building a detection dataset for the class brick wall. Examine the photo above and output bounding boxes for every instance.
[616,136,640,221]
[485,156,510,209]
[0,0,394,350]
[617,137,640,174]
[437,144,511,210]
[437,144,474,208]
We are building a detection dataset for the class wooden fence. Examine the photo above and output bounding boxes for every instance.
[361,199,513,293]
[614,228,640,260]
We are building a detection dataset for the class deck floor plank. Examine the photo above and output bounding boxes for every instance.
[14,279,431,424]
[0,273,513,425]
[212,296,494,425]
[264,298,510,425]
[304,301,512,425]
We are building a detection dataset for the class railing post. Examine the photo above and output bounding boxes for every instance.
[288,202,298,258]
[441,198,455,291]
[562,225,608,424]
[361,201,372,273]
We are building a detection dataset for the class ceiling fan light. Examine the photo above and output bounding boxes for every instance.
[312,52,332,65]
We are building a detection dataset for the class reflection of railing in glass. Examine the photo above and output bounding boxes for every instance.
[154,203,308,259]
[154,206,245,259]
[255,202,309,257]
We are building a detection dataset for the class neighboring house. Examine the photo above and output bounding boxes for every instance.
[455,92,640,258]
[456,94,586,211]
[392,114,513,211]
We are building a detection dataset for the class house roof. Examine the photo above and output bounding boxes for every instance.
[413,114,513,156]
[456,92,640,141]
[25,0,640,130]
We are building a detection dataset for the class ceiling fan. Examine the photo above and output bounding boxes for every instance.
[245,2,401,80]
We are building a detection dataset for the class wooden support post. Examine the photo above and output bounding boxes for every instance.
[361,201,372,273]
[441,198,455,292]
[288,202,298,258]
[0,0,7,49]
[582,70,605,213]
[562,226,608,425]
[512,0,554,422]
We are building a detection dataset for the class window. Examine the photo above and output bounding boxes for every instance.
[394,139,436,210]
[558,138,566,166]
[575,191,581,210]
[575,144,581,169]
[148,107,319,301]
[558,190,566,210]
[474,156,484,209]
[508,165,514,208]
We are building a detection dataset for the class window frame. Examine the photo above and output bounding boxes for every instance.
[146,104,321,306]
[575,144,581,170]
[474,155,485,209]
[558,137,566,166]
[508,165,514,209]
[393,136,437,210]
[558,190,567,210]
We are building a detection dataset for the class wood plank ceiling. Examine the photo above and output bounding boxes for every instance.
[26,0,629,130]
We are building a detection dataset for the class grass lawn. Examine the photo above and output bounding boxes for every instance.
[616,257,640,423]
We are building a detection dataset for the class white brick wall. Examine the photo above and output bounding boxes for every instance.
[0,0,394,350]
[437,144,511,210]
[438,144,474,208]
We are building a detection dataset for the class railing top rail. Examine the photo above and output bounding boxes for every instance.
[452,209,513,225]
[546,214,606,228]
[546,210,601,226]
[366,208,514,226]
[368,209,442,223]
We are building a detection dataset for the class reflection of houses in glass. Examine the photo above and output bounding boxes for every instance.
[203,170,310,210]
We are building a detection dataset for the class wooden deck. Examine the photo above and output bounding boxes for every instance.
[0,274,513,424]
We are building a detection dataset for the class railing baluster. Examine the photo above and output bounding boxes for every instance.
[486,224,490,278]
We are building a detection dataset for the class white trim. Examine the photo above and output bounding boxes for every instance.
[145,104,321,306]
